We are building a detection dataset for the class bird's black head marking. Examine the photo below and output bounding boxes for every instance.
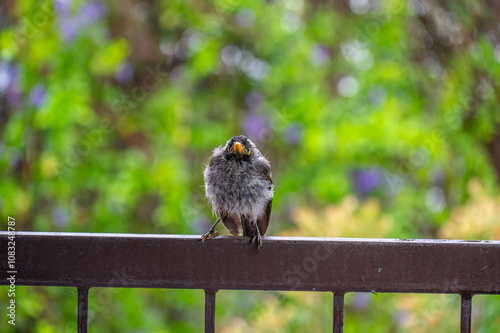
[224,135,253,161]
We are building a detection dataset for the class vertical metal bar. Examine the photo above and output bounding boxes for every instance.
[333,292,345,333]
[204,290,217,333]
[77,287,89,333]
[460,294,472,333]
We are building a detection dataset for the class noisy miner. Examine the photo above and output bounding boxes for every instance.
[201,135,273,249]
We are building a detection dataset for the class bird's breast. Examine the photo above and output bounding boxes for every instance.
[206,161,273,219]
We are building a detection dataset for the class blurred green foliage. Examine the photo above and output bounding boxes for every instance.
[1,0,500,331]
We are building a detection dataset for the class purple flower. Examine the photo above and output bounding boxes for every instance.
[52,207,69,229]
[352,168,382,197]
[115,61,134,83]
[0,62,22,106]
[77,1,107,26]
[55,0,77,42]
[7,63,19,81]
[352,293,370,310]
[284,123,304,144]
[0,62,18,90]
[243,112,270,142]
[58,18,78,42]
[310,44,330,66]
[30,85,47,107]
[0,63,11,93]
[53,0,71,15]
[55,0,106,42]
[5,85,21,106]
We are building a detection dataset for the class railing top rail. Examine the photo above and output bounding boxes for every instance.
[5,231,499,244]
[1,232,499,294]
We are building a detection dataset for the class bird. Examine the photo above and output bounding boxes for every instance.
[201,135,273,249]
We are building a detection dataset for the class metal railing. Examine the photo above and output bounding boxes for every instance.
[1,232,499,332]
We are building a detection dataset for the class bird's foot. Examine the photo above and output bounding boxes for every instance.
[201,230,220,242]
[200,216,223,242]
[251,233,263,249]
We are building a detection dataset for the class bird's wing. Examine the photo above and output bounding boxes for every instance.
[255,156,273,236]
[257,198,272,236]
[221,213,243,236]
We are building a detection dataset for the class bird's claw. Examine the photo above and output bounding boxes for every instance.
[201,230,219,242]
[251,233,263,249]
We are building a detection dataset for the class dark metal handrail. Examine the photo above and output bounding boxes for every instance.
[1,232,499,332]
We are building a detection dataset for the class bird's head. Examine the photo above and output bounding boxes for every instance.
[224,135,254,161]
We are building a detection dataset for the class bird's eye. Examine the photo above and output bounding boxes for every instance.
[247,148,251,155]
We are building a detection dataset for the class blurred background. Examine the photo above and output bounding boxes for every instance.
[1,0,500,331]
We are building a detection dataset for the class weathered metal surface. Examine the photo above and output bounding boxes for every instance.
[460,294,472,333]
[204,290,217,333]
[1,232,498,333]
[1,232,499,294]
[77,288,89,333]
[333,293,345,333]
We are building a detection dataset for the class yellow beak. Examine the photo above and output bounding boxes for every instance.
[233,142,244,154]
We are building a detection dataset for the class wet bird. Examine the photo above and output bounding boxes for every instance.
[201,135,273,249]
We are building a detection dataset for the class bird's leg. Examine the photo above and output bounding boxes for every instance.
[251,223,263,249]
[201,215,223,241]
[242,215,252,238]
